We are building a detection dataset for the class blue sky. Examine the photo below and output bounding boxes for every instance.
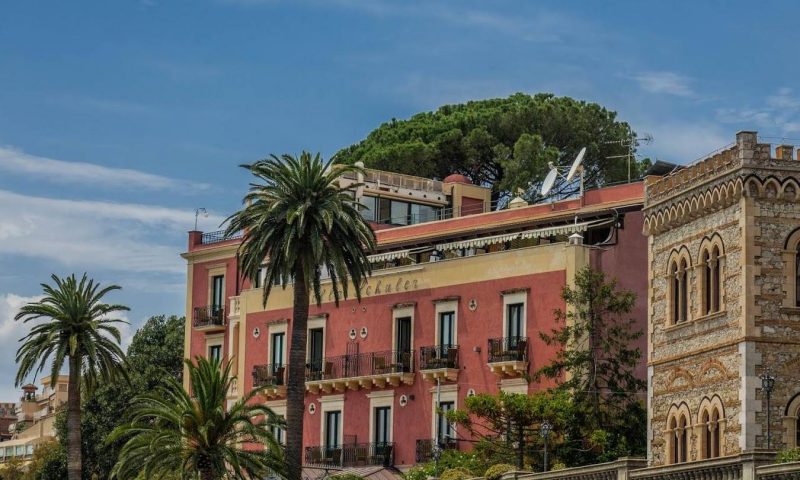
[1,0,800,400]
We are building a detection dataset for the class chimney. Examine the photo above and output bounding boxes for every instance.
[776,144,795,161]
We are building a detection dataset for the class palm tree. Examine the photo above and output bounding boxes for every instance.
[110,356,285,480]
[225,152,375,479]
[15,273,129,480]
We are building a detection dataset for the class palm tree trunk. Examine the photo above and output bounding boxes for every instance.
[67,355,82,480]
[285,267,310,480]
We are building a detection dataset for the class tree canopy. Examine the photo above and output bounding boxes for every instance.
[335,93,648,201]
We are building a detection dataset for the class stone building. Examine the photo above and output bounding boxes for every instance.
[643,131,800,466]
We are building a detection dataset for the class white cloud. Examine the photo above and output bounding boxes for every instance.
[0,146,210,192]
[716,87,800,136]
[633,71,695,97]
[0,189,226,274]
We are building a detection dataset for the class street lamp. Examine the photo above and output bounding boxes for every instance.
[194,208,208,231]
[540,421,552,472]
[760,368,776,449]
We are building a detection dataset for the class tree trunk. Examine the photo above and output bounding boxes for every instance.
[285,268,310,480]
[67,355,82,480]
[199,466,215,480]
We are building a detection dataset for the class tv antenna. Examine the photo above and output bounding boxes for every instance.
[194,207,208,231]
[605,133,653,183]
[541,147,586,199]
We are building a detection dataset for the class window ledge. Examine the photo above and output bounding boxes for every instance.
[779,306,800,315]
[694,310,727,323]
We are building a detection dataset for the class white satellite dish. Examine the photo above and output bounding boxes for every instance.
[541,167,558,197]
[566,147,586,182]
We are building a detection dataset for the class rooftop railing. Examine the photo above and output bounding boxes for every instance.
[200,229,243,245]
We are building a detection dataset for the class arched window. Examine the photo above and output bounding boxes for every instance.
[670,257,690,324]
[669,416,678,464]
[678,414,689,463]
[796,244,800,308]
[679,259,688,323]
[701,407,722,459]
[702,246,722,315]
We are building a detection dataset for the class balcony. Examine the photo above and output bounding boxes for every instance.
[304,442,394,468]
[305,350,414,394]
[487,336,529,377]
[192,305,226,331]
[252,364,286,399]
[415,438,460,463]
[419,345,459,382]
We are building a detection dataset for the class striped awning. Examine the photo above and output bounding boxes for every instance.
[368,249,411,263]
[435,221,593,252]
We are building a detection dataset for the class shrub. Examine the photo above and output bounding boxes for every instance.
[551,461,567,471]
[777,448,800,463]
[484,463,514,480]
[440,467,471,480]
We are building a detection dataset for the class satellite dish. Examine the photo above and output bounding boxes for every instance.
[566,147,586,182]
[541,167,558,196]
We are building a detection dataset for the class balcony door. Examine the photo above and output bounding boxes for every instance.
[271,332,285,384]
[309,328,324,374]
[324,410,341,453]
[506,303,523,347]
[396,317,412,372]
[374,406,391,445]
[211,275,224,313]
[438,312,454,347]
[436,401,455,445]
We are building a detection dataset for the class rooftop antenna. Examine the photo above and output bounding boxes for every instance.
[605,133,653,183]
[541,147,586,199]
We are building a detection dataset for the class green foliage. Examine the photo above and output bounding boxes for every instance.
[226,152,377,308]
[777,448,800,463]
[24,439,67,480]
[403,450,487,480]
[484,464,514,480]
[336,93,646,200]
[110,356,284,480]
[439,467,471,480]
[0,456,26,480]
[536,266,647,465]
[14,273,129,392]
[51,315,184,479]
[447,390,573,469]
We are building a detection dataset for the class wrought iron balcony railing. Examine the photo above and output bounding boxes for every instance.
[192,305,226,328]
[419,345,459,370]
[200,229,243,245]
[252,364,286,388]
[487,336,529,363]
[305,350,414,382]
[415,438,460,463]
[304,442,394,468]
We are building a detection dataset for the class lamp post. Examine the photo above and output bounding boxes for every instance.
[540,421,552,472]
[194,207,208,231]
[760,368,776,449]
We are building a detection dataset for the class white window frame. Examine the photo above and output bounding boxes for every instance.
[502,291,528,338]
[319,394,344,448]
[207,266,226,308]
[434,300,458,348]
[367,390,395,443]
